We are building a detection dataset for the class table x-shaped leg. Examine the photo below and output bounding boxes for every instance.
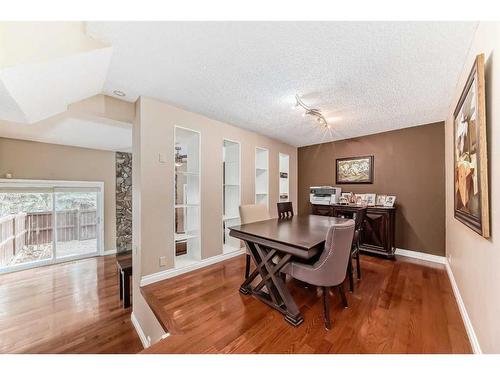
[239,240,304,326]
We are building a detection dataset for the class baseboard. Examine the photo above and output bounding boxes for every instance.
[445,260,482,354]
[395,248,446,264]
[131,311,150,349]
[102,249,117,256]
[140,248,245,287]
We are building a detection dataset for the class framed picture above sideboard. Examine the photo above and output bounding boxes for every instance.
[336,155,374,184]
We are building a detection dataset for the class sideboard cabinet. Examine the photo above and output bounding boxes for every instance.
[311,204,396,258]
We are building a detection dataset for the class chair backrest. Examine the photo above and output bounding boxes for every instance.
[239,204,271,224]
[354,207,367,231]
[277,202,294,219]
[352,207,367,246]
[311,220,355,286]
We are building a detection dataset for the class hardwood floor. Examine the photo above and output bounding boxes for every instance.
[0,255,143,353]
[142,254,472,354]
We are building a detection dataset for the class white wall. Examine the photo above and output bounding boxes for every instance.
[445,22,500,353]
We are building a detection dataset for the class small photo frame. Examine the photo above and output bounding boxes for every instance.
[384,196,396,207]
[376,195,387,206]
[339,196,349,205]
[355,194,365,205]
[364,193,376,206]
[280,172,288,178]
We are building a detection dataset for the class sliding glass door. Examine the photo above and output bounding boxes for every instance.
[54,188,100,260]
[0,181,103,273]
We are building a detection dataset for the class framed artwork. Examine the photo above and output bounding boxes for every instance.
[376,195,386,206]
[384,196,396,207]
[336,155,374,184]
[454,54,489,238]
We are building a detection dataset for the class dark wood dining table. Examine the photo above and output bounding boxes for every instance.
[229,214,352,327]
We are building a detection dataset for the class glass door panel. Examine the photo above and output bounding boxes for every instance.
[54,189,99,259]
[0,190,54,270]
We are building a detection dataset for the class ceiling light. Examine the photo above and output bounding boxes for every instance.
[294,94,329,129]
[113,90,126,97]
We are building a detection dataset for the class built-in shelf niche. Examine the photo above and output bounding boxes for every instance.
[279,153,290,202]
[174,126,201,268]
[223,139,241,253]
[255,147,269,207]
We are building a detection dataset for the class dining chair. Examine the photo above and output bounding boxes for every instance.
[239,204,271,279]
[281,219,355,329]
[277,201,294,219]
[347,207,367,291]
[334,207,367,292]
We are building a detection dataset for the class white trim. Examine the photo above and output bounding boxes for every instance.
[102,249,117,256]
[395,248,446,264]
[0,178,104,188]
[445,260,482,354]
[131,311,150,349]
[141,248,245,287]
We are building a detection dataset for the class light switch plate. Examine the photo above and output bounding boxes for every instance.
[159,256,167,267]
[158,152,167,163]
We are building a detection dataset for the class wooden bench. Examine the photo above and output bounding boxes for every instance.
[117,256,132,308]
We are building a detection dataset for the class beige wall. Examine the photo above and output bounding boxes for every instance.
[132,96,297,343]
[0,137,117,251]
[298,122,446,256]
[445,22,500,353]
[133,96,298,277]
[132,96,166,344]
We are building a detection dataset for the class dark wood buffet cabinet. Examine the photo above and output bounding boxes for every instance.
[311,204,396,258]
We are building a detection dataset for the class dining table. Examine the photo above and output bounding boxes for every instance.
[229,214,352,327]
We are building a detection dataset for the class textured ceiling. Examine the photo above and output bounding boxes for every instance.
[87,21,477,146]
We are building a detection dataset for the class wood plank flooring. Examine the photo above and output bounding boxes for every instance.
[0,255,142,353]
[142,254,471,354]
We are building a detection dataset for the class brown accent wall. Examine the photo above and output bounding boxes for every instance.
[298,122,445,256]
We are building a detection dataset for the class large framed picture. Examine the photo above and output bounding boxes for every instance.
[336,155,374,184]
[454,54,489,238]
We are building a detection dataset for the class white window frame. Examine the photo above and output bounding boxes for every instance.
[0,178,105,274]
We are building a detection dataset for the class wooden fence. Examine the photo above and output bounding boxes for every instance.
[0,209,97,267]
[0,213,27,267]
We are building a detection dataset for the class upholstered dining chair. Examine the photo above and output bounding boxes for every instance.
[277,202,294,219]
[281,219,355,329]
[239,204,271,279]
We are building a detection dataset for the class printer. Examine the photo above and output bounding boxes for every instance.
[310,186,342,205]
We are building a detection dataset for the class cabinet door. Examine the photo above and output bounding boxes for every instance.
[360,211,389,252]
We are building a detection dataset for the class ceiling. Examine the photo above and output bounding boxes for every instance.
[0,22,112,124]
[86,21,477,147]
[0,22,478,149]
[0,114,132,152]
